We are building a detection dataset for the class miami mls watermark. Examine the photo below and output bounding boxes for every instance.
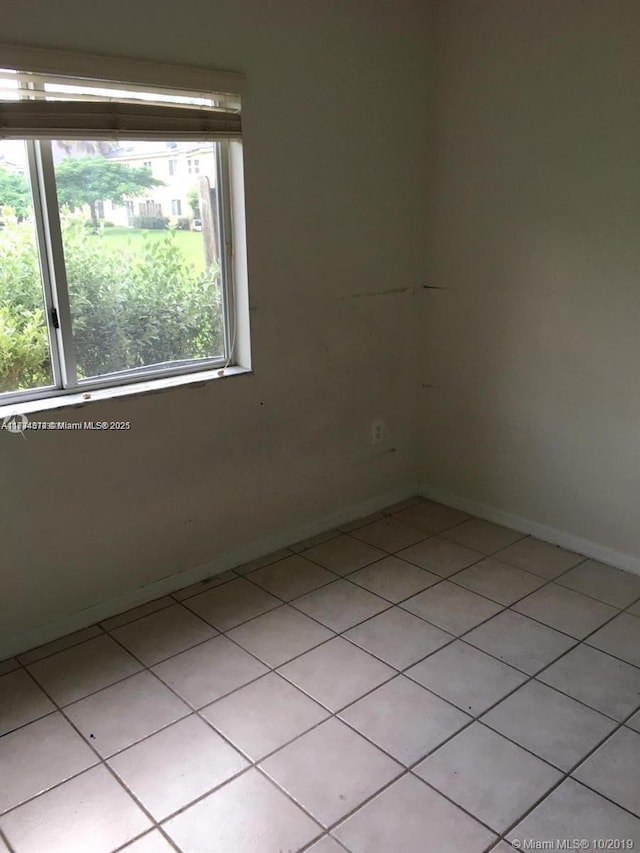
[1,414,132,434]
[1,413,28,437]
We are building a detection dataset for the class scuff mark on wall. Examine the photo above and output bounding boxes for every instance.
[343,285,416,300]
[343,283,447,300]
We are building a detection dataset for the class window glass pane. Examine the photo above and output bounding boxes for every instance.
[51,139,225,381]
[0,140,55,395]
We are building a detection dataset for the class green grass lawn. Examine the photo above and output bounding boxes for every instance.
[100,227,207,274]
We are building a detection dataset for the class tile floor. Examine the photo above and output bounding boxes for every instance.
[2,496,640,852]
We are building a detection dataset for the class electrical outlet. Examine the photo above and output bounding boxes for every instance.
[371,420,384,444]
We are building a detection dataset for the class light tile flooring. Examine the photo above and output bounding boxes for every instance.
[2,497,640,852]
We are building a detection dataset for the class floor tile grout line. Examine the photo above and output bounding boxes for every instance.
[185,536,635,636]
[297,831,351,853]
[180,557,640,682]
[453,633,579,680]
[389,583,640,755]
[8,530,634,763]
[107,596,228,657]
[485,697,640,846]
[0,827,16,853]
[171,545,465,673]
[419,524,602,598]
[249,765,328,841]
[0,667,63,737]
[99,624,362,840]
[390,551,640,694]
[43,624,331,850]
[23,656,152,710]
[291,746,502,848]
[111,827,182,853]
[99,594,182,632]
[1,542,288,669]
[9,565,637,768]
[0,521,622,848]
[5,659,196,739]
[255,545,400,587]
[163,628,639,853]
[528,638,640,715]
[469,579,640,718]
[0,504,633,669]
[257,759,408,844]
[12,624,107,669]
[551,576,640,609]
[4,634,281,847]
[453,561,634,668]
[6,546,600,722]
[298,640,640,849]
[216,580,623,847]
[622,592,640,613]
[242,566,357,604]
[505,601,621,644]
[408,772,521,841]
[276,537,511,632]
[445,561,574,609]
[70,577,635,843]
[1,656,179,850]
[8,600,213,677]
[290,528,343,553]
[1,680,636,829]
[438,528,528,553]
[0,514,598,671]
[98,549,513,843]
[128,745,329,840]
[125,674,353,841]
[156,762,313,834]
[3,504,640,848]
[466,610,640,844]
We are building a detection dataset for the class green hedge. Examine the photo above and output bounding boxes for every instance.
[0,211,223,392]
[131,215,169,230]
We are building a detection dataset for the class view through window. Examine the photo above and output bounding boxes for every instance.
[0,64,241,403]
[0,139,55,394]
[52,139,224,382]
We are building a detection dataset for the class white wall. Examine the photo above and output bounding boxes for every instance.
[0,1,433,653]
[421,0,640,560]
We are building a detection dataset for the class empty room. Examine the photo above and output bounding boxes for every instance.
[1,1,639,851]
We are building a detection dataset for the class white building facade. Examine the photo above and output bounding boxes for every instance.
[101,141,217,228]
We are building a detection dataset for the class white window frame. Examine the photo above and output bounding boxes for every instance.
[0,44,250,414]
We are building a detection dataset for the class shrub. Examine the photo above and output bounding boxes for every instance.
[84,218,115,230]
[0,211,44,316]
[0,305,50,392]
[0,214,223,392]
[0,210,65,392]
[131,215,169,230]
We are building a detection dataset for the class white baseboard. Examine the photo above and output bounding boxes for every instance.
[1,482,418,661]
[419,483,640,578]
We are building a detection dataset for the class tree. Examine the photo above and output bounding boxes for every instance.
[0,167,31,220]
[187,187,200,218]
[55,157,163,229]
[55,141,119,157]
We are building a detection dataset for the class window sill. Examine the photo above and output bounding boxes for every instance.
[0,365,252,419]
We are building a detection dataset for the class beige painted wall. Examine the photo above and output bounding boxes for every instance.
[422,0,640,558]
[0,1,432,650]
[7,0,639,654]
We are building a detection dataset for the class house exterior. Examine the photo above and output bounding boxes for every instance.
[101,141,217,228]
